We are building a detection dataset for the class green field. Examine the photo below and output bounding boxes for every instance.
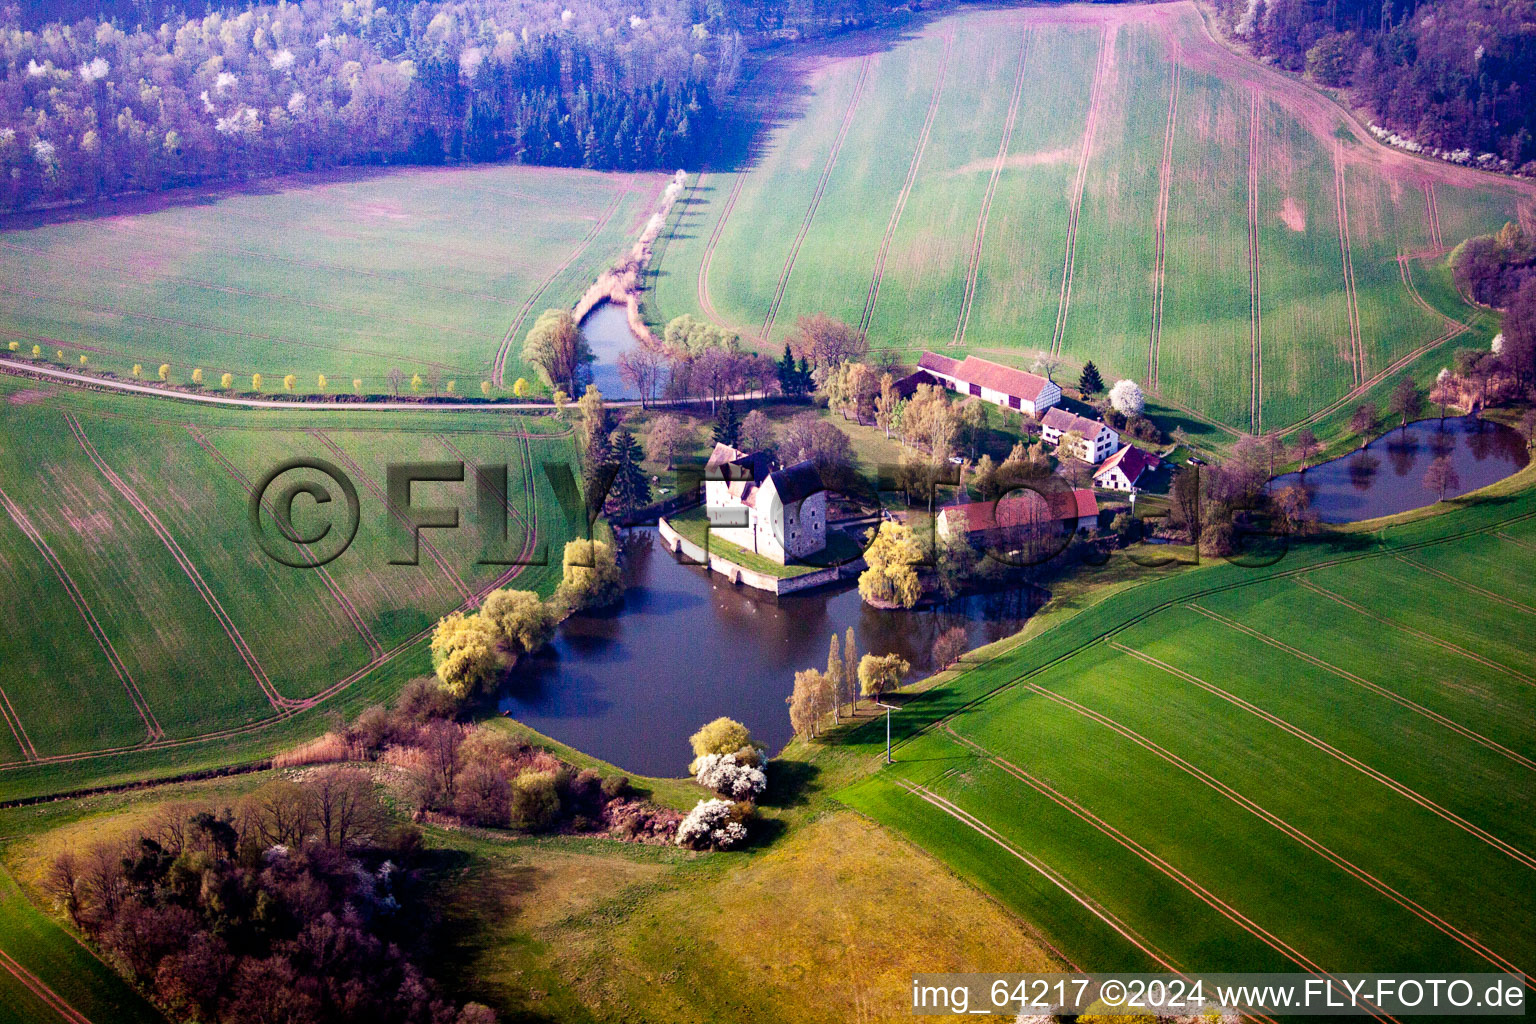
[0,376,582,801]
[0,164,661,392]
[838,474,1536,979]
[649,1,1534,434]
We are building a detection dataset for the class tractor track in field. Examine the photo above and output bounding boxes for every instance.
[184,425,384,659]
[65,412,297,712]
[943,726,1414,1013]
[1048,26,1112,357]
[0,682,32,760]
[695,168,747,327]
[0,947,93,1024]
[1392,553,1536,615]
[492,176,635,388]
[999,688,1534,986]
[1423,181,1444,251]
[0,241,489,341]
[1246,88,1264,434]
[759,54,874,345]
[892,777,1181,970]
[0,484,161,745]
[1497,530,1536,554]
[1295,577,1532,686]
[1110,638,1536,872]
[304,429,477,607]
[953,30,1031,348]
[1332,140,1365,387]
[0,431,541,774]
[2,288,475,377]
[1188,604,1536,772]
[857,32,953,341]
[882,497,1536,777]
[1279,254,1470,434]
[1147,54,1181,390]
[434,434,533,531]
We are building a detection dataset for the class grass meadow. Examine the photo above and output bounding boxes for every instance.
[648,1,1534,435]
[837,474,1536,979]
[0,376,580,800]
[0,164,661,392]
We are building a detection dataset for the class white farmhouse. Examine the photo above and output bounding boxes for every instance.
[1040,407,1119,464]
[916,352,1061,418]
[704,443,827,564]
[1093,444,1161,492]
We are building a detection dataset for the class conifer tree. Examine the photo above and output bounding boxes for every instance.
[606,427,651,514]
[1079,360,1105,395]
[714,401,741,448]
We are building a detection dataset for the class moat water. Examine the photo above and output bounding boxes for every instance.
[498,528,1038,776]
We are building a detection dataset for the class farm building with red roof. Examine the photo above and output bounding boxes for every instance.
[915,352,1061,418]
[936,487,1098,551]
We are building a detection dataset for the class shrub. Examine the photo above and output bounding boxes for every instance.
[454,763,513,827]
[556,539,624,611]
[600,775,631,800]
[429,611,504,700]
[687,717,763,773]
[480,589,557,655]
[693,753,768,800]
[510,770,562,830]
[675,799,749,850]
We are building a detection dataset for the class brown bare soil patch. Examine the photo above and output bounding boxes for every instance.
[5,389,50,405]
[1279,195,1307,232]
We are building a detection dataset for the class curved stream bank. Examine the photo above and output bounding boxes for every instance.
[499,529,1038,776]
[1271,416,1528,523]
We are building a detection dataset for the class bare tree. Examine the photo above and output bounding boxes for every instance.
[1423,455,1461,501]
[618,346,666,408]
[790,313,865,373]
[1388,376,1424,430]
[1349,402,1378,448]
[1291,428,1322,471]
[1031,350,1063,383]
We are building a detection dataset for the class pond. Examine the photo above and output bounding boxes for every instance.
[580,300,658,401]
[1269,416,1528,523]
[498,528,1040,776]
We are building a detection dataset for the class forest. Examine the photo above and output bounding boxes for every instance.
[0,0,906,212]
[1211,0,1536,170]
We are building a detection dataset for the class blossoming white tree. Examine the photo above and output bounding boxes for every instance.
[675,799,748,850]
[693,753,767,800]
[1109,379,1145,416]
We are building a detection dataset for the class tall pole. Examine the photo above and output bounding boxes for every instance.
[877,701,898,765]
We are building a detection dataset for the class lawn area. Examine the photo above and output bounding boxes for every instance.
[0,375,583,801]
[664,504,828,579]
[835,474,1536,977]
[0,163,660,392]
[647,1,1532,438]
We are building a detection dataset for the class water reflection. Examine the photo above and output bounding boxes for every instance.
[581,300,662,401]
[499,529,1038,775]
[1271,416,1527,523]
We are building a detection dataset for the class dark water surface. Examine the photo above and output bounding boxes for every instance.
[1270,416,1527,523]
[498,529,1038,775]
